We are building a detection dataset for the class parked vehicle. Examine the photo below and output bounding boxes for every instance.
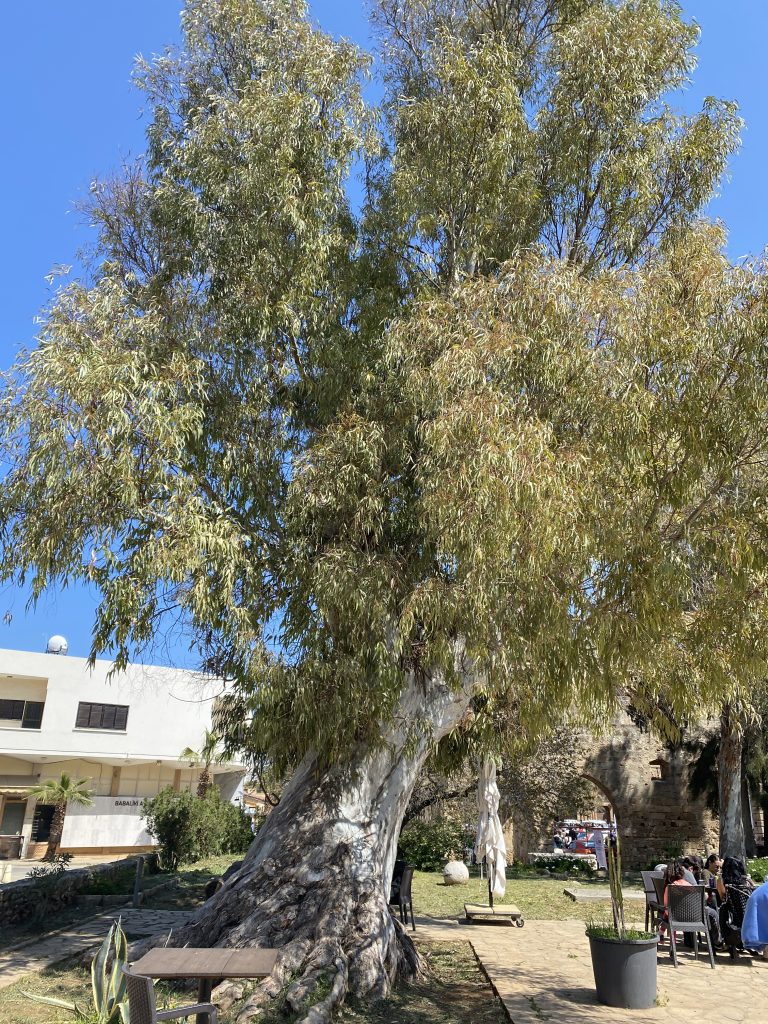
[571,831,596,854]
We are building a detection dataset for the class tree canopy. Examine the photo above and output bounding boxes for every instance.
[2,0,767,778]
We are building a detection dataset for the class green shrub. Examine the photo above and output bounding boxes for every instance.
[398,818,473,871]
[85,868,135,895]
[142,787,254,870]
[749,857,768,883]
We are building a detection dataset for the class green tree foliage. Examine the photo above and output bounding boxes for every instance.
[181,727,224,798]
[398,817,474,871]
[0,0,764,781]
[142,787,254,870]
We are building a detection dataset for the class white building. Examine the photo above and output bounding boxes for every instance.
[0,645,245,857]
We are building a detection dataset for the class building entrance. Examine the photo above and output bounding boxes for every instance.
[0,799,26,835]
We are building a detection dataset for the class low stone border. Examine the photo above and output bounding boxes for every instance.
[563,885,644,903]
[0,854,158,926]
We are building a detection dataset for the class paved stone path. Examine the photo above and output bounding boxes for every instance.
[563,884,644,902]
[416,916,768,1024]
[0,908,192,989]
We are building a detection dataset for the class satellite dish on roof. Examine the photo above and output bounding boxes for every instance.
[46,635,69,655]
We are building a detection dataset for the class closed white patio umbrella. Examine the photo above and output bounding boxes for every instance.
[475,756,507,905]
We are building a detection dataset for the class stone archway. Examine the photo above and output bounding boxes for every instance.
[573,712,718,867]
[507,711,719,868]
[578,773,617,825]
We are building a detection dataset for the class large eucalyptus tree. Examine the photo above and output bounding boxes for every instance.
[3,2,768,1020]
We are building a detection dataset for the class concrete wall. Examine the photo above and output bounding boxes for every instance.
[0,648,226,763]
[61,796,153,848]
[0,649,246,855]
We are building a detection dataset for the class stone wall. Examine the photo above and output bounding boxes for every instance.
[509,711,719,869]
[579,712,719,867]
[0,854,157,927]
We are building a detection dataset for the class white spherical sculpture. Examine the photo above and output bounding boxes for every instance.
[443,859,470,885]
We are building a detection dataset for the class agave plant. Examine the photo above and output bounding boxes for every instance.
[24,919,129,1023]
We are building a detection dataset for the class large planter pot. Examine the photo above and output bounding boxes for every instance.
[587,932,658,1010]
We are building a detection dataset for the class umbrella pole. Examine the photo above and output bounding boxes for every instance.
[488,854,494,908]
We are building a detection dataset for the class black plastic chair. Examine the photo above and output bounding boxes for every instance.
[389,862,415,932]
[652,874,666,911]
[641,870,664,932]
[722,884,752,958]
[667,884,715,968]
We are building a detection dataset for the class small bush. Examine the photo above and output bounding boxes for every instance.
[398,818,473,871]
[27,852,72,881]
[85,867,136,895]
[143,787,255,870]
[749,857,768,883]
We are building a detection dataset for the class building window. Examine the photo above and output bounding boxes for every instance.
[0,698,45,729]
[75,702,129,730]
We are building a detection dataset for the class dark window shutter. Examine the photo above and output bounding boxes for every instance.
[31,805,55,842]
[75,702,91,728]
[21,701,44,729]
[74,701,129,729]
[0,700,24,721]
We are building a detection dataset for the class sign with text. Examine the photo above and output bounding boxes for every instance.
[61,795,154,847]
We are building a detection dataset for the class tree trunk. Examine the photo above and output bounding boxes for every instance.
[743,779,757,858]
[134,665,476,1024]
[718,704,746,862]
[43,802,67,862]
[197,764,212,799]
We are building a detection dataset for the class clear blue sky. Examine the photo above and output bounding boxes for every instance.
[1,2,766,664]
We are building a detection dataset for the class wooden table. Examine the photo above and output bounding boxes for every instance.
[131,947,278,1024]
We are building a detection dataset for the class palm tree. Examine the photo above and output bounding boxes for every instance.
[30,772,94,861]
[181,729,222,798]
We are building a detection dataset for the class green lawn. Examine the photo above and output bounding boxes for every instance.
[412,869,645,925]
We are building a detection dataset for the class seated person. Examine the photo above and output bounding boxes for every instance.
[659,861,688,941]
[741,881,768,953]
[663,860,690,904]
[701,853,722,888]
[680,857,698,885]
[689,855,704,882]
[719,856,756,901]
[662,860,721,946]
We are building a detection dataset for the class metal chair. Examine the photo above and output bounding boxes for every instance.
[389,862,416,932]
[123,966,218,1024]
[667,885,715,968]
[641,870,664,931]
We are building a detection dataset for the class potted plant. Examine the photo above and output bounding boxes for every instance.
[586,831,658,1009]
